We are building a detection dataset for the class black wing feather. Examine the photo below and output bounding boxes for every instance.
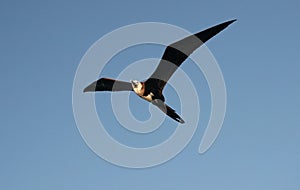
[146,19,236,91]
[84,78,132,92]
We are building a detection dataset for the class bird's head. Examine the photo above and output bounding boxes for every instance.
[130,80,144,95]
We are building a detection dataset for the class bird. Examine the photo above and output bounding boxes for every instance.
[83,19,236,124]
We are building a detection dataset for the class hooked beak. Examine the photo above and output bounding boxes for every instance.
[130,80,138,88]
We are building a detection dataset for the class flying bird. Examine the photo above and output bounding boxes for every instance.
[84,19,236,124]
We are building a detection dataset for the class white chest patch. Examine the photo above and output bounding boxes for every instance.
[131,80,153,102]
[140,92,154,102]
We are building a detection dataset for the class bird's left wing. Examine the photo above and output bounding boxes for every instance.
[145,19,236,91]
[84,78,133,92]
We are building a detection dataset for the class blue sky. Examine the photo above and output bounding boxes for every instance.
[1,0,299,189]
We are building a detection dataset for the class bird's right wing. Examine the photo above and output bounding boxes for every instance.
[83,78,133,92]
[145,19,236,91]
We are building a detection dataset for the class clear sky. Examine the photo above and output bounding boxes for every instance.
[1,0,299,189]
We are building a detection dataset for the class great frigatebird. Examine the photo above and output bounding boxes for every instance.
[84,19,236,124]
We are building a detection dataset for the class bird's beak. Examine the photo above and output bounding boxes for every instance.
[130,80,138,88]
[83,81,97,92]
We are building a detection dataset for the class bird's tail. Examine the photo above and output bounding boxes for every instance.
[165,104,185,124]
[152,99,185,124]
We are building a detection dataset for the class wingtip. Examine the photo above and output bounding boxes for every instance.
[83,87,90,93]
[225,19,237,25]
[83,87,91,93]
[83,81,97,92]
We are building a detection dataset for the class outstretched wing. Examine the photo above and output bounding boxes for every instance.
[152,99,185,124]
[145,19,236,91]
[83,78,132,92]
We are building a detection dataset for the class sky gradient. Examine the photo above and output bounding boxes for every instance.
[1,0,299,189]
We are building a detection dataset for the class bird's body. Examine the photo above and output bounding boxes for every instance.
[131,80,164,102]
[131,81,153,102]
[84,19,236,124]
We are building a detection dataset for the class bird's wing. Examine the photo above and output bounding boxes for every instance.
[145,19,236,91]
[83,78,133,92]
[152,99,185,124]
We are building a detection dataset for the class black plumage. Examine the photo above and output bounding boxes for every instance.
[84,19,236,124]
